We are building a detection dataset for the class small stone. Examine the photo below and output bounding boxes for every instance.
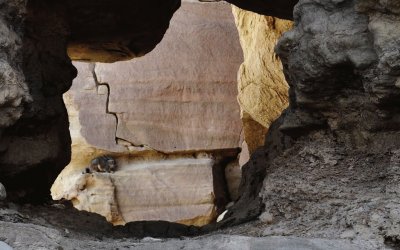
[0,182,6,200]
[0,241,12,250]
[395,78,400,88]
[259,211,274,224]
[340,230,355,239]
[217,210,228,223]
[51,203,66,209]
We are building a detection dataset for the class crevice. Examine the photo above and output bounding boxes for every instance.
[90,63,120,146]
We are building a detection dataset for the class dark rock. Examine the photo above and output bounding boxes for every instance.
[0,182,6,200]
[222,0,400,243]
[225,0,299,20]
[0,0,180,202]
[66,0,180,62]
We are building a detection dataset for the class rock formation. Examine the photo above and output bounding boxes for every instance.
[221,0,400,245]
[232,7,292,163]
[1,0,399,246]
[52,1,243,226]
[0,1,76,202]
[0,182,6,200]
[0,0,179,202]
[52,157,216,226]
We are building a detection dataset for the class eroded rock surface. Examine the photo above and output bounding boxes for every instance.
[0,0,181,202]
[221,0,400,245]
[0,1,76,202]
[95,2,243,152]
[0,182,6,200]
[52,157,216,226]
[53,2,242,226]
[232,7,292,161]
[0,203,390,249]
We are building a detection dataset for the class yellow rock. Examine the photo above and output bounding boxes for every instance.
[232,6,292,155]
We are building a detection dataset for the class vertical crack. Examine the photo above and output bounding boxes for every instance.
[89,63,160,153]
[90,63,119,145]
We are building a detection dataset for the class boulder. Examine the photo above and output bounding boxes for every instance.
[52,157,216,226]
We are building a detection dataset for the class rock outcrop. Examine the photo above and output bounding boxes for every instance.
[0,0,179,202]
[0,202,383,250]
[221,0,400,245]
[52,2,243,226]
[0,1,76,202]
[232,7,292,162]
[52,157,216,227]
[0,182,6,201]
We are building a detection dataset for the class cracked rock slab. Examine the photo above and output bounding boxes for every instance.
[94,2,243,153]
[51,157,216,226]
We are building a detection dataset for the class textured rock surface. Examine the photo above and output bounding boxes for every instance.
[0,204,391,249]
[221,0,400,245]
[0,2,30,128]
[232,7,291,157]
[52,157,216,226]
[0,0,179,202]
[0,1,76,202]
[53,1,243,226]
[95,1,243,152]
[0,182,6,200]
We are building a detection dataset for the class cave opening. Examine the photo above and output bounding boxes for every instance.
[49,0,292,231]
[51,1,246,229]
[3,0,400,248]
[0,0,292,240]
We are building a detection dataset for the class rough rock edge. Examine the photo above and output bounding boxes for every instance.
[217,0,400,248]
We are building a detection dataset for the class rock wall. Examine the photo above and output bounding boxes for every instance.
[232,7,292,163]
[221,0,400,245]
[52,2,243,226]
[0,1,76,202]
[0,0,179,202]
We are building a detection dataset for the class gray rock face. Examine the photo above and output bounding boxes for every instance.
[276,0,400,136]
[0,2,75,202]
[126,235,381,250]
[0,182,5,200]
[223,0,400,245]
[0,1,31,130]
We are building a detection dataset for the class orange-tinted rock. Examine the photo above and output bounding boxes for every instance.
[232,6,292,160]
[53,2,242,226]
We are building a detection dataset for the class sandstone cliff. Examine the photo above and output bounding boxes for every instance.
[232,7,292,163]
[52,2,243,226]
